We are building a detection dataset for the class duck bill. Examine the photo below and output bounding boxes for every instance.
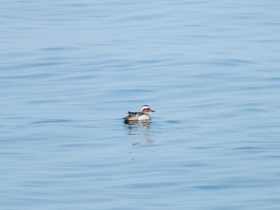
[149,109,155,112]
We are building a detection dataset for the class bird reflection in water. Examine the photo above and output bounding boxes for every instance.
[124,120,153,145]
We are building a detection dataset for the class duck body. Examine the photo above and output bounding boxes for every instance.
[124,111,150,121]
[123,105,155,122]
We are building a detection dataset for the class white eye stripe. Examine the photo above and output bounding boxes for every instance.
[141,105,150,112]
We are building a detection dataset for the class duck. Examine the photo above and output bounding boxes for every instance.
[123,105,155,121]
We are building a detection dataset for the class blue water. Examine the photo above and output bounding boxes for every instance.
[1,1,280,209]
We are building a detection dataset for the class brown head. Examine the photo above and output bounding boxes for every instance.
[140,105,155,114]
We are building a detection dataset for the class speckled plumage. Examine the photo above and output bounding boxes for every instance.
[123,105,155,121]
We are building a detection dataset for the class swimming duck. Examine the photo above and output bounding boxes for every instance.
[123,105,155,121]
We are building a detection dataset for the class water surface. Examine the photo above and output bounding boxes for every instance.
[1,1,280,209]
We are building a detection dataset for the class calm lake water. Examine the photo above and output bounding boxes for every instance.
[1,1,280,209]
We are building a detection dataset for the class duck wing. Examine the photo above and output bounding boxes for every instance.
[123,111,141,120]
[128,111,141,115]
